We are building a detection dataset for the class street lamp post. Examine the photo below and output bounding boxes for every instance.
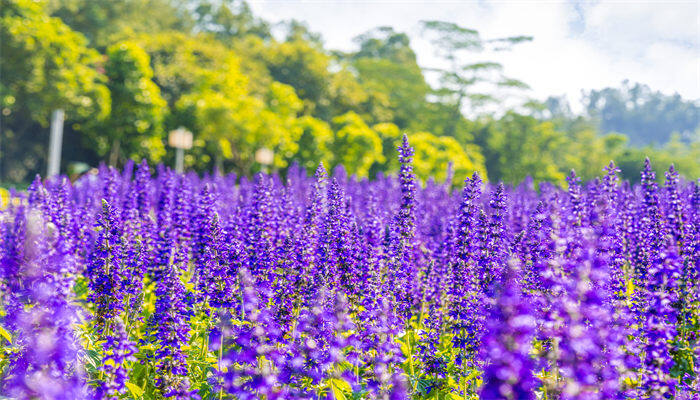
[175,147,184,174]
[47,109,65,177]
[168,127,193,173]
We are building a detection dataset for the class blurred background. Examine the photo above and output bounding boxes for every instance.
[1,0,698,188]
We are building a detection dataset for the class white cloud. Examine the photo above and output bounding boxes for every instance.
[248,0,700,109]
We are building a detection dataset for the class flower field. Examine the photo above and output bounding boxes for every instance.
[0,135,698,399]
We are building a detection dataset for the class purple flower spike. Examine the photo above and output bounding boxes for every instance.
[480,262,537,400]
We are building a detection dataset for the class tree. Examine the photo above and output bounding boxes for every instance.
[329,112,384,178]
[350,27,431,130]
[283,116,333,172]
[419,20,531,138]
[188,0,271,41]
[583,80,700,146]
[228,35,274,96]
[263,38,379,123]
[1,0,109,182]
[614,132,700,182]
[410,131,486,185]
[48,0,188,49]
[281,19,322,45]
[370,122,403,176]
[556,128,628,181]
[136,32,337,175]
[473,113,566,184]
[354,26,417,63]
[369,122,487,185]
[136,32,263,172]
[97,41,166,165]
[263,38,334,118]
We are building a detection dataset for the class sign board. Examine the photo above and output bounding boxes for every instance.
[168,127,193,149]
[255,147,274,165]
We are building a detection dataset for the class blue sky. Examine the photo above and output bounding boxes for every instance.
[248,0,699,110]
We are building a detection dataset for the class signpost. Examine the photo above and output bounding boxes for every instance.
[168,127,193,173]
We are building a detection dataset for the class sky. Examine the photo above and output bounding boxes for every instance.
[248,0,700,111]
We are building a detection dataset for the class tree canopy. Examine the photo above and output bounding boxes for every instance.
[1,0,698,186]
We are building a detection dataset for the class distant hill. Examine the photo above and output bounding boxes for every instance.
[547,80,700,146]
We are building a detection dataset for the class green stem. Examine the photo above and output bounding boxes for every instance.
[218,330,224,400]
[142,363,149,392]
[463,364,468,400]
[406,332,415,387]
[98,321,112,382]
[201,331,208,358]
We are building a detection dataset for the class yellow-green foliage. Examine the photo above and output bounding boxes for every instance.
[99,41,166,161]
[410,132,487,185]
[330,112,385,178]
[284,116,334,171]
[372,122,404,173]
[1,0,109,123]
[3,0,697,185]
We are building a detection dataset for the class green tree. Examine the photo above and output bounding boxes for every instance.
[555,128,628,181]
[188,0,270,41]
[281,19,323,45]
[228,35,274,96]
[263,38,334,117]
[136,32,261,171]
[582,80,700,146]
[410,131,486,185]
[48,0,188,49]
[95,41,166,165]
[137,32,335,175]
[283,116,334,172]
[615,132,700,182]
[329,112,384,178]
[473,112,567,184]
[370,122,403,175]
[420,20,531,138]
[1,0,109,182]
[351,27,431,130]
[263,38,378,123]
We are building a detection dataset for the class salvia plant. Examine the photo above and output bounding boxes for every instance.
[0,135,699,400]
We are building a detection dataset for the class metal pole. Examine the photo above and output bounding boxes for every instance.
[175,147,184,173]
[47,109,65,177]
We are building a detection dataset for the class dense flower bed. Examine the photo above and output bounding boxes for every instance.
[0,136,698,399]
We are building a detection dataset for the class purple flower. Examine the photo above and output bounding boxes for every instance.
[93,320,137,399]
[86,199,127,332]
[480,183,508,297]
[1,208,87,399]
[641,249,681,398]
[480,262,537,400]
[388,134,418,321]
[447,174,485,369]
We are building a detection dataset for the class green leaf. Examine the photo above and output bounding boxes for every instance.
[73,277,88,299]
[330,378,348,400]
[125,381,144,398]
[416,379,431,396]
[84,349,98,364]
[0,325,12,344]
